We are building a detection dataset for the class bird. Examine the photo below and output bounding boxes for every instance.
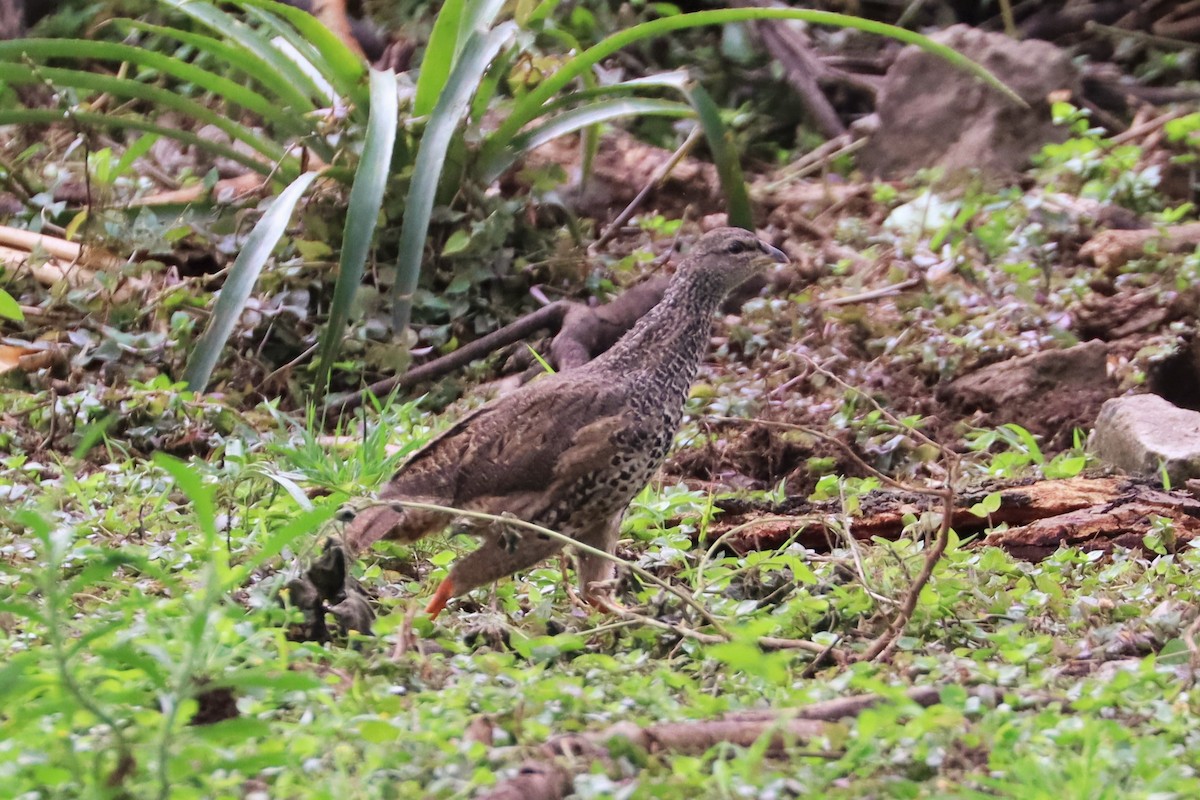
[330,227,789,619]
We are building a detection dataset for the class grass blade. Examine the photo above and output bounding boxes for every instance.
[390,21,518,337]
[314,69,399,397]
[182,171,318,393]
[686,84,752,229]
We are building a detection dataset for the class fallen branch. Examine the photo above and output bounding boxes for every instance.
[0,224,123,270]
[129,172,268,207]
[476,685,1056,800]
[1080,222,1200,272]
[0,226,145,302]
[753,16,845,139]
[859,479,955,663]
[323,302,569,418]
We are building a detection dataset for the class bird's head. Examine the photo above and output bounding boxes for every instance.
[674,227,790,297]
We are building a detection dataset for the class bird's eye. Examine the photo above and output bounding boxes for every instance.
[727,240,748,254]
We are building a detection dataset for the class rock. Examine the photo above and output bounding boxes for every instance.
[1089,394,1200,483]
[939,341,1116,448]
[860,25,1081,179]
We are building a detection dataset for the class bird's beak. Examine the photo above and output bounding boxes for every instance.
[761,241,789,263]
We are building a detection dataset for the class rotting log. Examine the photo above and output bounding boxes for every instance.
[708,476,1200,560]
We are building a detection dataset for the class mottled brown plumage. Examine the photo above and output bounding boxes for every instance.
[337,228,789,617]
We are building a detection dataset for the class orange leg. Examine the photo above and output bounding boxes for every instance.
[425,577,456,618]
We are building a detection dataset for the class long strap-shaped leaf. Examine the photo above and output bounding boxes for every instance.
[236,0,366,88]
[238,0,369,115]
[414,0,510,118]
[182,171,318,393]
[314,69,399,397]
[413,0,465,118]
[0,63,288,165]
[485,72,751,229]
[0,37,312,126]
[687,84,752,229]
[479,8,1023,181]
[509,98,694,155]
[0,109,283,177]
[158,0,329,105]
[390,21,518,337]
[119,21,318,116]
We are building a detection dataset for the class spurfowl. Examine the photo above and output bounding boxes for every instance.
[331,228,788,618]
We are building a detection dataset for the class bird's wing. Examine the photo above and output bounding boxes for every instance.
[381,375,634,508]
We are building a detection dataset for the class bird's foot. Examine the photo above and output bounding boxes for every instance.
[584,581,630,615]
[425,577,456,619]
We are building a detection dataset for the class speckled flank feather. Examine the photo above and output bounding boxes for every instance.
[338,227,789,613]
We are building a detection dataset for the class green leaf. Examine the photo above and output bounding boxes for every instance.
[0,288,23,321]
[183,171,318,393]
[315,69,398,396]
[0,652,38,702]
[358,719,400,743]
[707,640,789,683]
[113,133,160,179]
[969,492,1003,518]
[525,344,556,375]
[391,21,518,336]
[119,20,319,118]
[0,599,43,625]
[510,97,693,155]
[0,36,313,123]
[441,229,472,255]
[154,453,218,544]
[1002,423,1044,463]
[228,504,340,586]
[1044,453,1087,480]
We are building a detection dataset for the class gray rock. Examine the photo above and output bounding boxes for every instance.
[1089,394,1200,483]
[860,25,1081,179]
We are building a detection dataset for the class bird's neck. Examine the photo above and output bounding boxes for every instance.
[592,276,725,385]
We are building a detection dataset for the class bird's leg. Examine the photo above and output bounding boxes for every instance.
[426,522,565,618]
[559,552,587,610]
[574,514,626,613]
